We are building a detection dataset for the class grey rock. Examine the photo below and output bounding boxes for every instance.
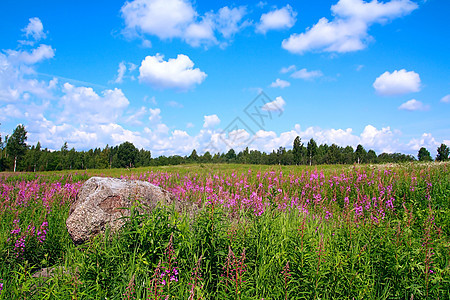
[66,176,181,244]
[32,266,76,278]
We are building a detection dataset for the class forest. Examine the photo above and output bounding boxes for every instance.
[1,124,449,172]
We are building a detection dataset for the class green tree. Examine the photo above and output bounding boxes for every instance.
[60,142,69,169]
[189,149,199,162]
[293,136,304,165]
[68,147,78,169]
[225,149,236,162]
[326,144,341,164]
[248,150,262,164]
[355,144,367,164]
[418,147,433,162]
[436,144,449,161]
[306,138,318,166]
[136,148,151,167]
[6,124,28,172]
[117,141,138,168]
[366,149,377,163]
[342,146,354,164]
[202,151,212,163]
[0,124,4,152]
[0,125,5,171]
[26,141,42,171]
[237,147,250,164]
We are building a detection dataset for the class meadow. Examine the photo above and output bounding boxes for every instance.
[0,162,449,299]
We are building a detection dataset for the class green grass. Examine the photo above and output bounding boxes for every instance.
[0,162,449,299]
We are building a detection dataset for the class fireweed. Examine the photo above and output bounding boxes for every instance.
[0,164,449,299]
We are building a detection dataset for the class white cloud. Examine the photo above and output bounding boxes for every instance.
[114,62,127,84]
[398,99,429,111]
[261,96,286,112]
[270,78,290,88]
[149,108,162,123]
[6,44,55,65]
[125,106,147,125]
[282,17,368,54]
[256,5,297,34]
[249,124,400,154]
[282,0,417,54]
[0,43,55,103]
[407,133,439,152]
[203,114,221,128]
[441,94,450,103]
[121,0,195,40]
[257,1,267,8]
[184,16,217,47]
[280,65,296,74]
[59,83,129,125]
[373,69,421,96]
[216,6,248,39]
[139,54,207,90]
[186,122,195,128]
[121,0,247,47]
[331,0,417,23]
[291,68,323,80]
[0,104,23,121]
[22,17,46,41]
[167,100,183,108]
[359,124,399,153]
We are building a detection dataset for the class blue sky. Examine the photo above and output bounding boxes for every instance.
[1,0,449,157]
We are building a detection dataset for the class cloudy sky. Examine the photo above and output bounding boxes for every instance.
[1,0,449,157]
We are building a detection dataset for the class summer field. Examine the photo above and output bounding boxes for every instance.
[0,163,449,299]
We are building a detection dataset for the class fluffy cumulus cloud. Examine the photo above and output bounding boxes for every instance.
[0,43,55,103]
[139,54,207,90]
[261,96,286,112]
[256,5,297,34]
[270,78,290,88]
[258,124,399,154]
[282,0,418,54]
[407,133,439,152]
[203,114,221,128]
[121,0,195,40]
[219,124,427,155]
[22,17,46,41]
[215,6,248,39]
[59,83,129,125]
[6,44,55,65]
[184,16,217,47]
[359,125,399,153]
[2,14,448,158]
[398,99,429,111]
[121,0,247,47]
[373,69,421,96]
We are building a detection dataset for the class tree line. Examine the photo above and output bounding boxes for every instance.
[1,124,449,172]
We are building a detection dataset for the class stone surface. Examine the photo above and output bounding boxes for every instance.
[66,176,180,244]
[32,266,76,278]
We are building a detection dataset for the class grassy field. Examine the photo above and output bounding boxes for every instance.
[0,162,449,299]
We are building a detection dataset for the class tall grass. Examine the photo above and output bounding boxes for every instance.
[0,163,449,299]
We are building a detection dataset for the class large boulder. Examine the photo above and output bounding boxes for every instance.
[66,176,182,244]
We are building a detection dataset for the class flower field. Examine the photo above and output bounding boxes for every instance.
[0,163,449,299]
